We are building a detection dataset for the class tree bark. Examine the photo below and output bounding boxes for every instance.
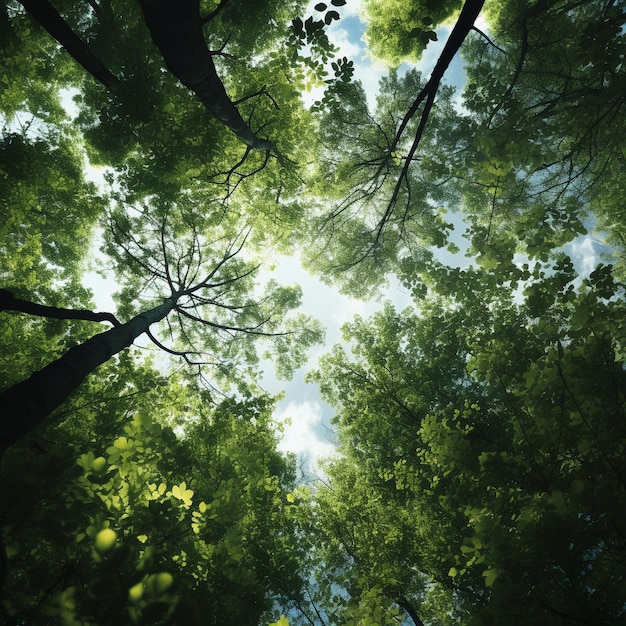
[378,0,486,234]
[0,290,120,326]
[0,297,177,454]
[15,0,271,148]
[136,0,274,150]
[394,0,486,147]
[16,0,118,89]
[398,596,426,626]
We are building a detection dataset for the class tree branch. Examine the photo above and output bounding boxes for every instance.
[137,0,275,149]
[368,0,486,242]
[0,289,120,326]
[201,0,229,24]
[16,0,117,88]
[471,25,505,53]
[144,327,210,365]
[397,595,426,626]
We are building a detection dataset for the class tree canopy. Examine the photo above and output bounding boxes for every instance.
[1,0,625,623]
[306,259,626,624]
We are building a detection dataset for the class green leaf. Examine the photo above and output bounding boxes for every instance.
[129,582,144,602]
[172,482,194,506]
[483,569,499,587]
[113,436,128,449]
[94,529,117,554]
[90,456,107,474]
[146,572,174,596]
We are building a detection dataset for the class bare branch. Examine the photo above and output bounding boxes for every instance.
[202,0,229,25]
[198,264,260,291]
[233,85,268,106]
[376,89,437,242]
[145,327,209,365]
[176,307,284,337]
[209,33,234,57]
[0,289,120,326]
[471,25,505,53]
[160,209,175,292]
[194,229,252,287]
[109,216,169,281]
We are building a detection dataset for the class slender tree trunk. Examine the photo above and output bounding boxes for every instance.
[379,0,486,231]
[425,0,485,90]
[16,0,118,88]
[0,290,120,326]
[398,596,425,626]
[0,297,177,454]
[394,0,486,145]
[136,0,274,150]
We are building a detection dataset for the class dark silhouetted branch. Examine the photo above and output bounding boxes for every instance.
[16,0,118,88]
[137,0,275,150]
[0,289,120,326]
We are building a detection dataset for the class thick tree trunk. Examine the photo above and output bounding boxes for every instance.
[136,0,274,150]
[0,290,120,326]
[15,0,270,148]
[16,0,118,89]
[0,297,176,454]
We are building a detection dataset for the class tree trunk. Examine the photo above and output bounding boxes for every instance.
[380,0,486,230]
[0,297,176,454]
[136,0,274,150]
[398,596,425,626]
[16,0,118,89]
[426,0,485,90]
[395,0,486,144]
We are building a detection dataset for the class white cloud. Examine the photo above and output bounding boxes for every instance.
[328,25,363,61]
[275,400,336,467]
[341,0,365,20]
[566,235,602,279]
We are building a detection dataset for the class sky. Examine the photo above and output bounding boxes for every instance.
[80,3,606,479]
[263,254,413,475]
[268,4,489,475]
[267,3,607,475]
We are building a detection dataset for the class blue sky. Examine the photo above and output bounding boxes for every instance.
[268,3,607,475]
[79,4,605,476]
[269,3,479,473]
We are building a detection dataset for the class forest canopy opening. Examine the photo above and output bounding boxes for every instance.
[1,0,625,624]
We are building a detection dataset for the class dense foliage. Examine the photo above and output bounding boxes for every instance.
[1,0,625,624]
[306,261,626,624]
